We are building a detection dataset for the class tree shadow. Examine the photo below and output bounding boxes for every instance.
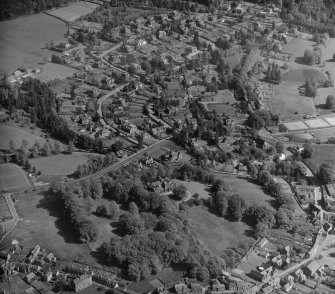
[110,221,124,237]
[35,191,82,245]
[294,57,307,65]
[243,229,255,238]
[89,245,110,267]
[315,103,327,110]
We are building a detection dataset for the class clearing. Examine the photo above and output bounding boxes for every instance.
[35,62,78,83]
[282,37,315,63]
[0,189,89,259]
[214,174,273,205]
[303,145,335,174]
[30,152,90,176]
[282,68,326,83]
[0,164,30,190]
[0,124,47,150]
[270,81,316,120]
[46,1,99,22]
[173,180,210,200]
[0,13,66,74]
[187,206,253,254]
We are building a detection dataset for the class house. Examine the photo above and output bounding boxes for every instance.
[210,279,226,293]
[174,282,190,294]
[25,272,36,283]
[136,39,147,47]
[156,30,167,39]
[43,271,53,282]
[72,274,92,292]
[304,260,320,277]
[248,270,269,283]
[259,237,268,248]
[122,124,137,135]
[151,126,166,137]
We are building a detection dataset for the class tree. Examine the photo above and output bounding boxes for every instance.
[326,95,335,109]
[53,141,61,155]
[109,201,120,219]
[275,141,285,154]
[212,191,229,217]
[228,195,246,221]
[42,143,51,156]
[304,49,317,65]
[302,143,313,158]
[90,180,103,199]
[318,163,335,184]
[254,222,268,238]
[128,263,141,281]
[67,140,74,154]
[172,185,187,200]
[196,267,210,282]
[129,202,139,216]
[9,140,16,152]
[119,212,143,235]
[70,84,76,100]
[276,208,290,229]
[96,205,109,217]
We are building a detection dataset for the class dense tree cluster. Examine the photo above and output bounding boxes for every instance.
[48,182,98,243]
[74,154,117,178]
[265,63,281,84]
[318,163,335,184]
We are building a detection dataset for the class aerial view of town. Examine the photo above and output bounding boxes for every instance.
[1,0,335,293]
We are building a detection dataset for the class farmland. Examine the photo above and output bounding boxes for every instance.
[0,164,30,190]
[46,1,99,22]
[30,152,90,176]
[187,206,253,254]
[206,103,238,115]
[0,13,66,74]
[35,62,78,83]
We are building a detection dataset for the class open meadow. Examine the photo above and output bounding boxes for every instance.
[282,37,315,63]
[303,145,335,174]
[187,206,253,254]
[30,152,91,176]
[35,62,78,83]
[0,190,89,259]
[0,164,30,190]
[46,1,99,22]
[0,13,65,74]
[270,81,316,120]
[214,174,273,205]
[0,124,47,150]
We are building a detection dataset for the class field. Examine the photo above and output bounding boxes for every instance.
[206,103,238,115]
[173,180,210,200]
[46,1,99,22]
[214,174,273,205]
[0,164,30,190]
[270,81,316,119]
[282,37,315,62]
[187,206,253,254]
[282,68,326,83]
[0,124,48,150]
[0,190,89,259]
[35,62,78,83]
[303,145,335,173]
[0,13,66,74]
[30,152,90,176]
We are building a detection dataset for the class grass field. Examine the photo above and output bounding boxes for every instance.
[282,68,326,83]
[30,152,89,176]
[282,37,315,63]
[303,145,335,173]
[214,174,273,205]
[173,180,211,200]
[206,103,237,115]
[35,62,78,83]
[0,124,47,150]
[270,81,316,119]
[0,189,89,259]
[187,206,253,254]
[46,1,99,22]
[0,13,66,74]
[0,164,30,190]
